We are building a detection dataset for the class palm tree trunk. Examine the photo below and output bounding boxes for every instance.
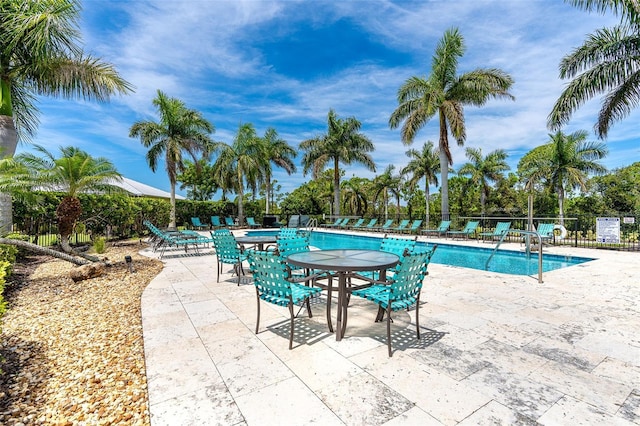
[169,183,177,229]
[0,238,90,266]
[265,177,271,215]
[333,157,340,216]
[425,181,430,227]
[558,185,565,226]
[0,115,18,232]
[439,149,450,221]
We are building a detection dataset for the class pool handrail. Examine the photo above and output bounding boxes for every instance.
[486,229,544,283]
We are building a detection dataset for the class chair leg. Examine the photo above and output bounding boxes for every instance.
[288,303,294,350]
[255,291,261,334]
[305,297,313,318]
[326,276,334,333]
[416,295,421,340]
[386,306,393,357]
[216,260,220,283]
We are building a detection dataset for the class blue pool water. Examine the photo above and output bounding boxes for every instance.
[246,230,594,276]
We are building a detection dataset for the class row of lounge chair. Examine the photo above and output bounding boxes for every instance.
[191,216,261,230]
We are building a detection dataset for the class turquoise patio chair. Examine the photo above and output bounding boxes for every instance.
[479,221,511,241]
[278,227,299,238]
[391,219,410,233]
[363,218,378,230]
[352,245,438,357]
[211,215,222,228]
[373,219,394,232]
[337,218,351,228]
[323,218,342,228]
[210,229,247,284]
[361,234,418,281]
[406,219,423,234]
[246,249,324,350]
[246,217,260,228]
[536,223,555,243]
[447,220,479,239]
[422,220,451,237]
[224,216,237,227]
[191,217,208,230]
[349,218,366,229]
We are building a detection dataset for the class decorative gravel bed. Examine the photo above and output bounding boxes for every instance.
[0,241,163,425]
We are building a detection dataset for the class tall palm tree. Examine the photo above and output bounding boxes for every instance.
[389,27,514,220]
[372,165,401,221]
[518,130,608,225]
[457,147,510,216]
[130,90,214,228]
[213,123,266,225]
[300,109,375,216]
[260,128,296,215]
[549,0,640,138]
[341,178,368,217]
[0,0,132,232]
[401,141,440,226]
[0,145,122,254]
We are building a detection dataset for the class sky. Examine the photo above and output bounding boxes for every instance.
[22,0,638,198]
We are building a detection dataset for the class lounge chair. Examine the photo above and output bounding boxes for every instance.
[190,217,208,230]
[224,216,237,228]
[337,218,351,228]
[349,218,366,229]
[211,215,222,228]
[406,219,423,234]
[363,218,378,230]
[391,219,410,233]
[535,223,555,243]
[373,219,394,232]
[352,245,438,357]
[323,218,343,228]
[246,217,260,228]
[447,220,479,239]
[479,221,511,241]
[422,220,451,237]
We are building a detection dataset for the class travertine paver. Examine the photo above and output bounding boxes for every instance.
[142,231,640,425]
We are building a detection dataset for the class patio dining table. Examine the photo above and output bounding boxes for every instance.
[287,249,400,341]
[235,235,277,251]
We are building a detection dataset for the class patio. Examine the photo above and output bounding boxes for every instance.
[140,231,640,425]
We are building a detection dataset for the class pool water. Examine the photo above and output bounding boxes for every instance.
[246,230,594,276]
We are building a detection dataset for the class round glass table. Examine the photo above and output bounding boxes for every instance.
[235,235,277,251]
[287,249,400,341]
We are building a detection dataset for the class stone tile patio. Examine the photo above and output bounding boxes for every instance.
[141,230,640,425]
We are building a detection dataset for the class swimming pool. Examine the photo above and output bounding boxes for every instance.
[245,230,594,276]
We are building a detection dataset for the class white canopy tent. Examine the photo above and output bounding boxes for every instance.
[111,177,185,200]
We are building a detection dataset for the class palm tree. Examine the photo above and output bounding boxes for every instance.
[341,178,368,217]
[518,130,608,225]
[213,123,267,225]
[300,109,376,216]
[260,128,296,215]
[0,145,122,254]
[457,147,510,216]
[0,0,132,232]
[401,141,440,226]
[129,90,214,228]
[389,27,514,220]
[372,165,401,221]
[549,0,640,138]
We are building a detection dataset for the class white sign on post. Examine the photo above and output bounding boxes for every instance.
[596,217,620,243]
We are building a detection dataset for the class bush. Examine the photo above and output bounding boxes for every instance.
[93,236,106,254]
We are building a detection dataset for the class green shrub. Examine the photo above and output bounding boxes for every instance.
[93,236,106,254]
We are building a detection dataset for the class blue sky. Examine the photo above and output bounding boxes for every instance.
[23,0,636,198]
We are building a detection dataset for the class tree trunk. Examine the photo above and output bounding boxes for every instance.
[439,148,450,221]
[169,182,177,229]
[0,238,90,266]
[0,114,18,233]
[425,181,430,227]
[333,157,341,216]
[265,177,271,215]
[558,185,565,226]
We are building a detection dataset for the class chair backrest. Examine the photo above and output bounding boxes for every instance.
[366,218,378,228]
[396,219,410,229]
[410,220,423,229]
[225,217,235,226]
[380,219,394,228]
[211,216,222,226]
[536,223,555,238]
[210,230,242,261]
[246,250,293,305]
[380,234,417,257]
[352,218,365,227]
[493,221,511,236]
[339,218,351,227]
[463,220,480,233]
[247,217,256,225]
[277,235,310,259]
[191,217,202,226]
[438,220,451,231]
[278,227,298,238]
[389,245,437,304]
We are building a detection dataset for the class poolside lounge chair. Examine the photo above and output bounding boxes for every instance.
[447,220,479,239]
[337,218,351,228]
[246,217,260,228]
[352,245,437,357]
[190,217,208,230]
[211,215,222,228]
[373,219,394,232]
[406,219,423,234]
[210,229,247,284]
[391,219,410,233]
[349,218,366,229]
[363,218,378,230]
[479,221,511,242]
[323,218,343,228]
[224,216,237,228]
[422,220,451,237]
[535,222,555,243]
[246,249,323,350]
